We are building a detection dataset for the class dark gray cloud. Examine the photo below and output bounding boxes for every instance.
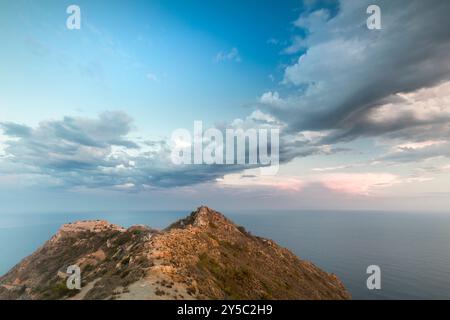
[278,138,350,163]
[265,0,450,144]
[0,112,263,190]
[322,108,450,145]
[0,112,138,187]
[0,109,331,190]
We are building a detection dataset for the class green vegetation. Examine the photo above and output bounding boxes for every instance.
[131,229,143,235]
[237,225,252,237]
[196,252,255,300]
[83,264,95,272]
[40,282,80,299]
[114,232,134,246]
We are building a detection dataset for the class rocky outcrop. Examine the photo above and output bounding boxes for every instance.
[0,206,351,300]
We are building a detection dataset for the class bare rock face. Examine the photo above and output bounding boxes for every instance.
[49,220,125,244]
[0,206,351,300]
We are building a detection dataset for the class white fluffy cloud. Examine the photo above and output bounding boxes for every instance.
[259,91,285,107]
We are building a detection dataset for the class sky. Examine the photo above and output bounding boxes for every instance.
[1,0,450,213]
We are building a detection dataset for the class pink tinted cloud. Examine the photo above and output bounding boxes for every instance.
[217,174,304,191]
[318,173,399,195]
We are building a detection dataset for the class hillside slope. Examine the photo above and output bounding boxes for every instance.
[0,206,351,300]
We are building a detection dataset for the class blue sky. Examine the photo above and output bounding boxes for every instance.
[1,0,305,132]
[1,0,450,213]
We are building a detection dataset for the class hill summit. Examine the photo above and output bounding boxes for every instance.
[0,206,350,300]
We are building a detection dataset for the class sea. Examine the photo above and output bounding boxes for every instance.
[1,209,450,300]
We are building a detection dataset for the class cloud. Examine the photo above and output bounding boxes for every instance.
[217,171,405,196]
[263,0,450,147]
[312,164,354,172]
[3,0,450,194]
[247,110,280,125]
[378,141,450,164]
[282,36,307,55]
[318,173,399,195]
[0,109,440,196]
[259,91,286,107]
[0,111,138,171]
[214,48,241,63]
[0,112,279,190]
[222,109,348,164]
[0,109,340,190]
[322,80,450,144]
[267,38,279,45]
[293,8,330,31]
[217,173,304,191]
[395,140,447,152]
[0,112,142,188]
[0,123,32,137]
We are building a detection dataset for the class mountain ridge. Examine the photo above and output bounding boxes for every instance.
[0,206,351,300]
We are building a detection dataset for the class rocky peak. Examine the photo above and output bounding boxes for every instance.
[192,206,230,228]
[0,207,351,300]
[166,206,234,230]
